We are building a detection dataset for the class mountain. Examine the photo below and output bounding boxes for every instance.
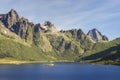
[0,9,90,61]
[87,28,109,42]
[1,9,119,65]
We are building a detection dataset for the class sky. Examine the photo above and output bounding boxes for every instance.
[0,0,120,40]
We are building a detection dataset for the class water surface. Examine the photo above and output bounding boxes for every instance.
[0,62,120,80]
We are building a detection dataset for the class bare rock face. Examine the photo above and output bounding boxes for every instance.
[87,28,109,42]
[0,9,35,42]
[102,35,109,41]
[41,21,58,33]
[44,21,54,27]
[0,10,34,42]
[11,17,34,41]
[60,29,86,41]
[1,9,19,28]
[34,23,41,32]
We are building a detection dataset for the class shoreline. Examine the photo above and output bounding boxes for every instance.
[0,59,119,66]
[0,59,74,65]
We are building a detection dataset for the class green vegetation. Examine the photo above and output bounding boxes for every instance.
[77,38,120,65]
[0,35,45,61]
[0,34,80,62]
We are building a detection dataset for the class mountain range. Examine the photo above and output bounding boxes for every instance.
[0,9,119,65]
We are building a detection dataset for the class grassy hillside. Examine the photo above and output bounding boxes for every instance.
[0,34,47,61]
[0,34,80,61]
[77,38,120,65]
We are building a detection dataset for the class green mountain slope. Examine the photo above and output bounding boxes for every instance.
[0,35,48,61]
[77,38,120,65]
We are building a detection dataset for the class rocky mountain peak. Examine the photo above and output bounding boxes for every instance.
[87,28,108,42]
[9,9,18,15]
[41,21,58,33]
[8,9,19,20]
[1,9,19,28]
[44,21,54,27]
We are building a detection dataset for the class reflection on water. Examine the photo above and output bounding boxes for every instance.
[0,63,120,80]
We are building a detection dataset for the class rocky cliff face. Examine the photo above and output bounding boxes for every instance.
[41,21,58,33]
[87,28,108,42]
[0,9,35,43]
[60,29,86,41]
[0,9,19,28]
[11,17,34,42]
[60,29,94,52]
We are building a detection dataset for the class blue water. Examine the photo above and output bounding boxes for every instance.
[0,62,120,80]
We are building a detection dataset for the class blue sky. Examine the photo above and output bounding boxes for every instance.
[0,0,120,40]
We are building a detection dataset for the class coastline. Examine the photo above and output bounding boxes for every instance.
[0,58,74,65]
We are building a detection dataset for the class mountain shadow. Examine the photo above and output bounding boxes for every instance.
[81,44,120,61]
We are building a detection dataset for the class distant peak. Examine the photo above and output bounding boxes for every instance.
[9,9,17,13]
[10,9,16,12]
[92,28,98,31]
[87,28,109,42]
[8,9,19,16]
